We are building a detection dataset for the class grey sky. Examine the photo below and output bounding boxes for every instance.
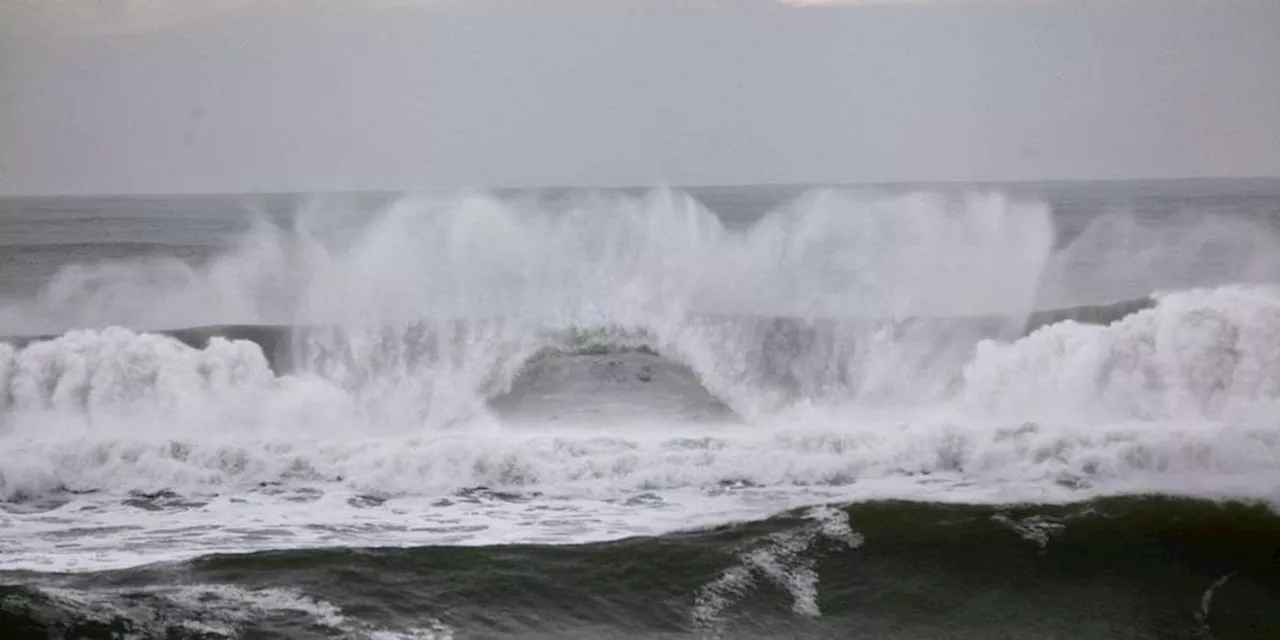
[1,0,1278,195]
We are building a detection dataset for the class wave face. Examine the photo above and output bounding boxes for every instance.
[2,187,1280,574]
[2,497,1277,639]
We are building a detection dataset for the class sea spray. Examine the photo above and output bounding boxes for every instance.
[2,188,1279,576]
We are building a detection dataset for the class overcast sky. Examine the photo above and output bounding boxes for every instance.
[1,0,1278,195]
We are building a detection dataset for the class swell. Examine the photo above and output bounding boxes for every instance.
[2,496,1276,639]
[0,296,1156,375]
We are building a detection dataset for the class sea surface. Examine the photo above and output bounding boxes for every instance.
[1,181,1279,638]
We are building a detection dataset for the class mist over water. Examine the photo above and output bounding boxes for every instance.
[2,190,1049,423]
[281,189,1059,424]
[1,186,1280,575]
[6,0,1280,632]
[6,186,1279,331]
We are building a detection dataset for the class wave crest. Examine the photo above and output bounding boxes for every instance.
[3,188,1280,512]
[964,285,1280,422]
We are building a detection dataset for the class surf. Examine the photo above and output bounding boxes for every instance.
[2,187,1280,575]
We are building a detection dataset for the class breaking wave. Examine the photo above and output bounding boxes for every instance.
[1,188,1279,514]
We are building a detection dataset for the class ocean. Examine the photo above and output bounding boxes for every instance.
[1,181,1279,638]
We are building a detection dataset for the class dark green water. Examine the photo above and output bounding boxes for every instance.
[3,496,1277,639]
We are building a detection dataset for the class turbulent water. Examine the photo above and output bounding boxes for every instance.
[2,183,1279,638]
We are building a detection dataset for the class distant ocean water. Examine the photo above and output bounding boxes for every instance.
[1,181,1279,639]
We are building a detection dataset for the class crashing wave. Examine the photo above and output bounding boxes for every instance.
[2,188,1280,512]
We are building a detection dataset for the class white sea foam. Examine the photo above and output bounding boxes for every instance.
[28,584,450,640]
[692,506,862,636]
[3,287,1277,501]
[2,188,1279,572]
[963,285,1280,422]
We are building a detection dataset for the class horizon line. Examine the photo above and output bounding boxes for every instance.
[4,175,1280,200]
